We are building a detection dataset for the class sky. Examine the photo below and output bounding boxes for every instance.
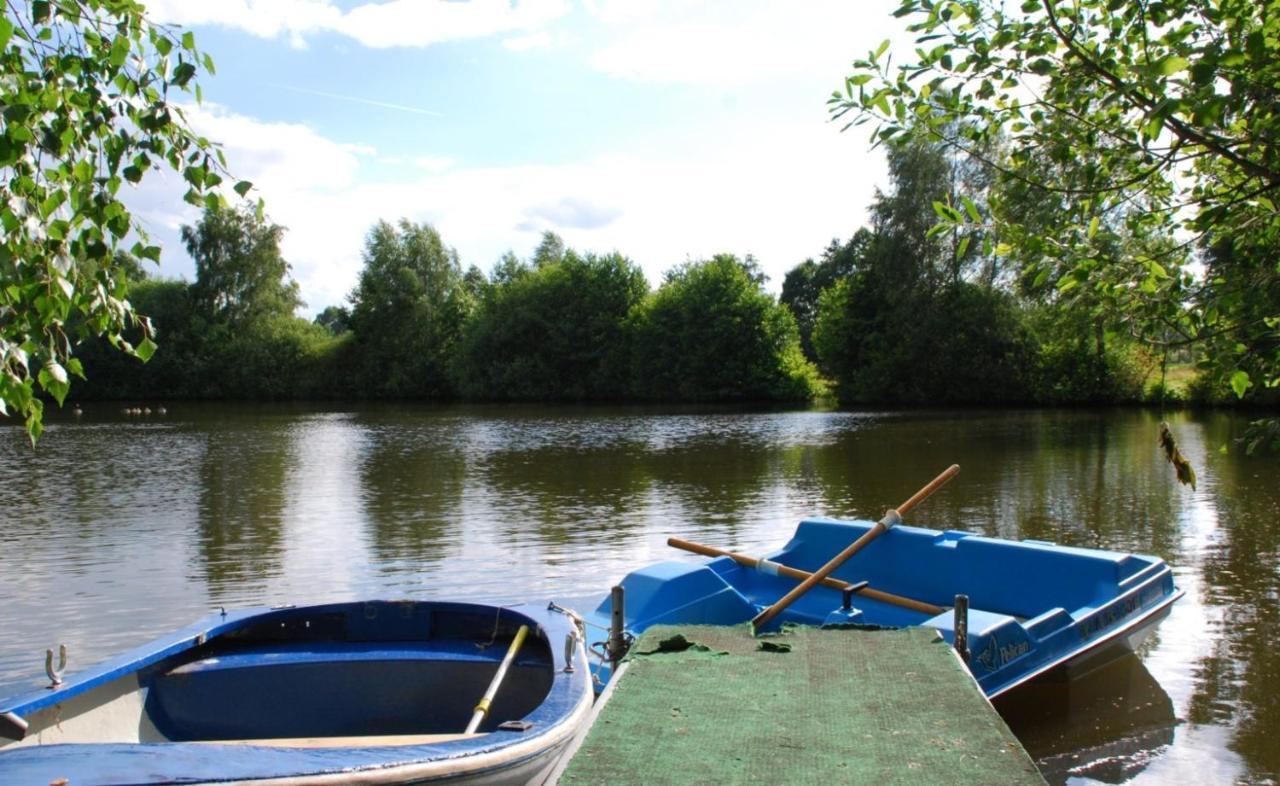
[129,0,914,315]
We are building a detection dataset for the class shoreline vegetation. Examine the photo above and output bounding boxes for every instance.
[62,201,1264,413]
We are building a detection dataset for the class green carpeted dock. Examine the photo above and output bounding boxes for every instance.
[557,624,1046,785]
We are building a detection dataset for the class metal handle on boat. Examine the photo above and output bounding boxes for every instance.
[45,644,67,687]
[750,464,960,632]
[465,624,530,734]
[564,631,578,673]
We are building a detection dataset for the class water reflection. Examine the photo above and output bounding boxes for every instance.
[356,414,467,569]
[1,404,1278,782]
[194,425,289,596]
[997,656,1176,784]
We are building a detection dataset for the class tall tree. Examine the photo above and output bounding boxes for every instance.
[812,136,1038,404]
[348,220,473,397]
[1,0,246,441]
[455,246,649,400]
[629,254,821,402]
[781,230,871,360]
[183,205,301,326]
[833,0,1280,401]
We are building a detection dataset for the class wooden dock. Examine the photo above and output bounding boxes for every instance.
[554,624,1046,785]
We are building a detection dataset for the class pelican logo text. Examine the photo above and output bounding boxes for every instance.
[974,637,1029,670]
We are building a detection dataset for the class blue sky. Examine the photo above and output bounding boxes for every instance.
[133,0,911,314]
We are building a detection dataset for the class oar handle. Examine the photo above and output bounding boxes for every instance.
[465,624,529,734]
[896,464,960,517]
[750,465,960,631]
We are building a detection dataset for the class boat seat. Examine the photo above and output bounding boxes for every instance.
[148,640,551,741]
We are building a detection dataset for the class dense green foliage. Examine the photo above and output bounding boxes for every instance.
[184,205,301,327]
[348,221,474,398]
[831,0,1278,417]
[454,241,648,400]
[780,231,868,361]
[805,131,1157,406]
[72,226,818,405]
[78,208,343,401]
[630,255,822,402]
[1,0,247,442]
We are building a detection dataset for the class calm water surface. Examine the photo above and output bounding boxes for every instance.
[2,404,1278,784]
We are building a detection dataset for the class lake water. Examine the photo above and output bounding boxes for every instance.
[1,404,1277,784]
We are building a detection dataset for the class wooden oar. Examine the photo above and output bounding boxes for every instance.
[667,537,944,616]
[750,464,960,631]
[464,624,529,734]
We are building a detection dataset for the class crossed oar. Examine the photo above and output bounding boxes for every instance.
[668,465,960,632]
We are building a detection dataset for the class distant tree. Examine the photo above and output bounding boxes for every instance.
[532,231,566,268]
[1,0,245,442]
[183,205,301,327]
[490,251,528,287]
[455,247,648,400]
[629,254,821,402]
[314,306,351,336]
[348,220,473,397]
[781,230,871,360]
[812,136,1038,404]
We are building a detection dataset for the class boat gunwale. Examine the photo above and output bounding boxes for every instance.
[984,587,1183,698]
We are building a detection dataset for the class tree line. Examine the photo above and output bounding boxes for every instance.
[75,208,824,404]
[76,130,1227,409]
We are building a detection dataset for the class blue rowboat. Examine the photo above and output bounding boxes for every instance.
[0,601,594,786]
[586,518,1183,698]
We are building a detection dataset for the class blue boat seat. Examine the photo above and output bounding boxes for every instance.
[146,641,551,741]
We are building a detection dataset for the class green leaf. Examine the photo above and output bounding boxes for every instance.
[233,180,253,198]
[961,195,981,223]
[1230,370,1252,399]
[38,361,70,406]
[109,35,129,68]
[1158,56,1189,76]
[135,337,157,363]
[0,16,13,50]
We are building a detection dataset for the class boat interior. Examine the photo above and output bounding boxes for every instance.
[6,602,555,748]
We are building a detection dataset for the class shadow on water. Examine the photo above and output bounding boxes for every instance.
[997,655,1177,784]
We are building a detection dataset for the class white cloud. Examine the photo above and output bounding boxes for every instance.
[144,0,342,42]
[502,31,554,52]
[146,0,570,49]
[412,156,456,174]
[125,105,883,315]
[524,197,622,230]
[588,0,904,86]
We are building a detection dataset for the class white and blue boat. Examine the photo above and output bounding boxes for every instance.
[0,600,594,786]
[586,517,1183,698]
